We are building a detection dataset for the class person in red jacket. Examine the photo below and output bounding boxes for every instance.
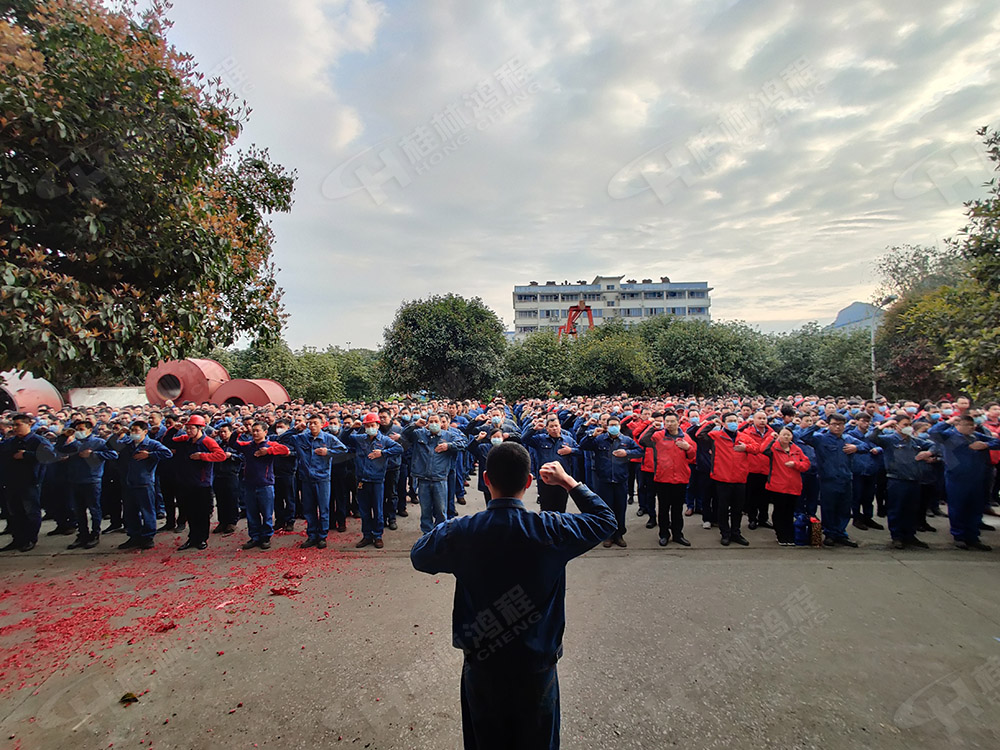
[699,412,760,546]
[761,426,811,545]
[171,415,227,550]
[622,408,654,522]
[740,411,775,530]
[638,411,697,547]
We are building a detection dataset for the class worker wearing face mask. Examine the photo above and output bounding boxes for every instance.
[56,419,119,551]
[468,428,512,502]
[699,412,760,547]
[401,413,467,535]
[113,421,172,550]
[342,413,404,549]
[868,415,934,549]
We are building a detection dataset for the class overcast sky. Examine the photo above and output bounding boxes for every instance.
[164,0,999,349]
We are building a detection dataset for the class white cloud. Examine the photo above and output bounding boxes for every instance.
[162,0,1000,349]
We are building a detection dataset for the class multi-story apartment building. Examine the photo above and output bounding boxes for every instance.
[512,275,712,339]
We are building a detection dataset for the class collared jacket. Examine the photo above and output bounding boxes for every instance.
[798,426,871,484]
[55,434,118,484]
[762,437,810,495]
[868,429,932,482]
[410,482,616,671]
[928,422,1000,480]
[401,424,467,481]
[379,423,403,469]
[112,436,173,488]
[847,426,883,476]
[522,429,580,475]
[171,433,227,487]
[279,429,348,482]
[700,425,760,484]
[578,432,644,484]
[232,439,291,488]
[637,425,696,484]
[739,423,775,475]
[0,432,55,486]
[344,429,403,482]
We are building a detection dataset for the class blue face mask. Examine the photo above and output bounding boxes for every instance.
[491,437,503,447]
[974,415,986,425]
[905,406,918,414]
[928,413,940,422]
[428,423,441,434]
[608,425,620,436]
[942,409,953,416]
[491,416,502,425]
[689,416,700,426]
[400,415,411,423]
[850,408,860,415]
[74,430,88,440]
[882,428,896,436]
[725,421,739,431]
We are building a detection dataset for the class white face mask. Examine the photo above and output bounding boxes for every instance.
[428,423,441,434]
[365,426,378,437]
[491,437,503,446]
[74,431,88,440]
[130,432,144,443]
[275,427,288,435]
[900,425,914,436]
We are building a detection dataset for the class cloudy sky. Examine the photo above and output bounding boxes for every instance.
[165,0,999,349]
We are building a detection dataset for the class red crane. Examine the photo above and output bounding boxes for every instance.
[557,300,595,340]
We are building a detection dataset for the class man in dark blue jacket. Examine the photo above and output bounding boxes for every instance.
[523,415,580,512]
[411,444,616,750]
[0,414,56,552]
[929,415,1000,550]
[114,421,172,550]
[579,416,644,548]
[56,419,118,550]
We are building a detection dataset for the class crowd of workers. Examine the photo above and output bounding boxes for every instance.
[1,392,998,555]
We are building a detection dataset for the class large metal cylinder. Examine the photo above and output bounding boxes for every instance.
[144,359,230,406]
[212,379,290,407]
[0,370,65,413]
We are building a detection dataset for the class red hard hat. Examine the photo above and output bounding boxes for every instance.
[186,415,207,427]
[362,412,379,425]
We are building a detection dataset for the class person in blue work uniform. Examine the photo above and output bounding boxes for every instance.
[523,415,581,512]
[799,413,872,547]
[847,413,885,532]
[271,418,298,532]
[56,419,119,550]
[279,414,347,549]
[579,416,644,548]
[377,408,404,530]
[401,412,467,534]
[867,415,934,549]
[410,444,616,750]
[467,428,509,502]
[232,421,291,551]
[929,414,1000,550]
[0,414,56,552]
[211,422,242,536]
[114,420,172,550]
[343,412,403,549]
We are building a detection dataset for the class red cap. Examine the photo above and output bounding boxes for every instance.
[362,412,379,425]
[186,415,207,427]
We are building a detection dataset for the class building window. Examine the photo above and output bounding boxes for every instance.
[516,310,538,318]
[516,325,538,333]
[689,291,706,298]
[688,307,707,315]
[606,300,615,307]
[539,294,559,302]
[582,293,601,301]
[593,309,604,317]
[667,291,685,298]
[516,294,538,302]
[648,307,664,315]
[605,285,615,290]
[643,291,663,299]
[670,307,686,315]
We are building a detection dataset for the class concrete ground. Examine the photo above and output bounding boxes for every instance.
[1,485,1000,750]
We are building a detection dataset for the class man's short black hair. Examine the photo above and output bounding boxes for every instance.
[957,414,975,426]
[485,442,531,498]
[11,413,31,424]
[131,420,149,432]
[780,405,796,418]
[828,413,847,424]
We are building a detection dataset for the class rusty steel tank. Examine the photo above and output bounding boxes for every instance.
[0,370,65,413]
[144,359,230,406]
[211,379,290,407]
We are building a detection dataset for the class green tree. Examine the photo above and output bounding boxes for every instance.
[0,0,295,385]
[329,347,380,401]
[567,320,654,395]
[379,294,506,398]
[501,331,571,399]
[638,317,773,395]
[295,347,344,403]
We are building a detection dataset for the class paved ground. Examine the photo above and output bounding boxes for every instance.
[2,485,1000,750]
